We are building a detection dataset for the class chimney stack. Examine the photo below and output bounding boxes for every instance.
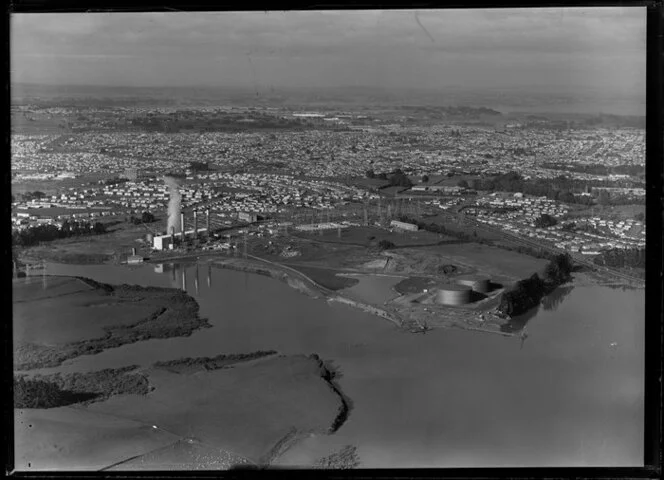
[206,208,211,237]
[193,210,198,239]
[180,212,185,238]
[170,226,175,245]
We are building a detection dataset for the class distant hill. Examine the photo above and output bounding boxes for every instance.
[11,83,644,117]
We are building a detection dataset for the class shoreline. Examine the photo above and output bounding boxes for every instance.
[15,352,351,470]
[13,277,211,372]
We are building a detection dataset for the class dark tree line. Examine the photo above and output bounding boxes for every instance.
[12,220,107,247]
[540,162,642,177]
[498,253,574,316]
[366,168,413,188]
[129,211,155,225]
[470,171,588,204]
[468,171,646,205]
[14,376,98,409]
[593,247,646,269]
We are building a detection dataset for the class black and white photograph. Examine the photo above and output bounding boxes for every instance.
[10,5,650,471]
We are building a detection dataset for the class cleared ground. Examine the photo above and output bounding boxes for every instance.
[18,218,161,265]
[302,225,454,248]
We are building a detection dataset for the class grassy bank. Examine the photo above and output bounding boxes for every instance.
[15,366,149,408]
[153,351,278,374]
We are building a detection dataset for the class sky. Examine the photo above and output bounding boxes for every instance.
[11,8,646,95]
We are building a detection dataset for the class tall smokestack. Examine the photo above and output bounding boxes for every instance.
[170,226,175,245]
[195,264,199,295]
[164,176,182,235]
[206,208,210,236]
[193,210,198,239]
[180,211,185,237]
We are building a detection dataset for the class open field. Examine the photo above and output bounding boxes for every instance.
[300,225,455,248]
[383,243,547,283]
[13,276,209,371]
[18,220,158,265]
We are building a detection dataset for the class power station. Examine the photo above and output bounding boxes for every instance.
[152,209,209,251]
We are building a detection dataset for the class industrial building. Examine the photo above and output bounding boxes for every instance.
[295,222,347,232]
[238,212,258,223]
[434,284,472,305]
[455,274,491,293]
[153,234,173,251]
[152,228,209,250]
[390,220,419,232]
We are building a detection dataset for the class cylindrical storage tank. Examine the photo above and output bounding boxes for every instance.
[455,275,491,293]
[435,284,472,305]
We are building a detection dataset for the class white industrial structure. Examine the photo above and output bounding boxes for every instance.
[390,220,419,232]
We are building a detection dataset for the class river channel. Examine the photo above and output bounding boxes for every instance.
[31,260,644,468]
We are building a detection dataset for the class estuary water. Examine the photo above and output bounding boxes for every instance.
[31,261,644,467]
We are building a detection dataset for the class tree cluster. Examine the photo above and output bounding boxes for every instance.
[498,273,546,317]
[17,191,47,202]
[498,253,573,316]
[470,171,599,205]
[14,376,98,409]
[188,161,209,172]
[388,169,413,188]
[593,247,646,269]
[129,211,155,225]
[534,214,558,228]
[377,239,396,250]
[12,220,107,247]
[543,253,574,285]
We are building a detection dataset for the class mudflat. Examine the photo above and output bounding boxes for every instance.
[87,355,344,465]
[15,354,346,470]
[13,276,210,371]
[14,406,180,471]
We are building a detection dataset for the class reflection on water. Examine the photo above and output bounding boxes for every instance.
[152,263,214,297]
[501,285,575,335]
[33,261,644,468]
[541,285,575,311]
[500,306,540,334]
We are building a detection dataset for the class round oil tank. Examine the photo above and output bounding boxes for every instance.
[435,284,472,306]
[455,274,491,293]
